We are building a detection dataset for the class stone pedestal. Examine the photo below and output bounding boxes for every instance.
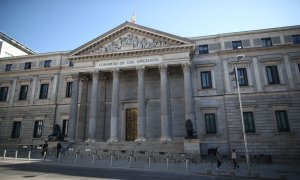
[184,139,200,154]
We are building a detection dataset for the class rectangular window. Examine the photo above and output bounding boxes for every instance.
[66,82,73,98]
[275,110,290,132]
[199,45,209,54]
[33,120,43,138]
[24,62,31,70]
[69,60,74,67]
[0,87,9,101]
[5,64,12,71]
[62,120,69,137]
[261,38,273,47]
[11,121,21,139]
[201,71,212,89]
[237,68,248,86]
[44,60,51,68]
[19,85,28,100]
[39,84,49,99]
[292,35,300,44]
[243,112,256,133]
[232,41,243,50]
[205,114,216,134]
[266,66,280,84]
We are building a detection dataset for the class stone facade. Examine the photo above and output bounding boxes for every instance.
[0,22,299,161]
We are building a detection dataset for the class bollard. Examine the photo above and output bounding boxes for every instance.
[74,153,78,164]
[166,158,169,170]
[27,150,31,163]
[92,154,95,167]
[58,153,61,164]
[3,150,6,160]
[185,159,189,173]
[129,156,132,168]
[148,156,151,168]
[14,150,18,162]
[110,155,113,168]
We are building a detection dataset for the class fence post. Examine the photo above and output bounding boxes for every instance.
[148,156,151,168]
[3,150,6,160]
[28,150,31,163]
[129,156,132,168]
[74,153,78,164]
[166,158,169,170]
[110,155,113,168]
[92,154,95,167]
[14,150,18,162]
[185,159,189,173]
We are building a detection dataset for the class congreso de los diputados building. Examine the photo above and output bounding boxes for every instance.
[0,22,299,161]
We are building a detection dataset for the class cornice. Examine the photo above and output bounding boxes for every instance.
[0,67,61,77]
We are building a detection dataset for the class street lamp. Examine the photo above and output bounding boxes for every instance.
[230,54,251,176]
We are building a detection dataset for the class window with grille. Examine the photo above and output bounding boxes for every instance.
[39,84,49,99]
[33,120,43,138]
[201,71,212,89]
[266,66,280,84]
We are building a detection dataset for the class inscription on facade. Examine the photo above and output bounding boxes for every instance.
[95,56,162,69]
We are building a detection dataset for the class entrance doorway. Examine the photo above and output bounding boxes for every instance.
[125,108,138,141]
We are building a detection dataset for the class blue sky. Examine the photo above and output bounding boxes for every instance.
[1,0,300,53]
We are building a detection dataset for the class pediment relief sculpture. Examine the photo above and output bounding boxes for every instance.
[88,33,169,54]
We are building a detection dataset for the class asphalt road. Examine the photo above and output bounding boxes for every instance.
[0,161,252,180]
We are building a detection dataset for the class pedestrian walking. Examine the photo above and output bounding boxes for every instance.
[216,147,222,171]
[42,141,48,158]
[57,142,62,158]
[231,149,239,170]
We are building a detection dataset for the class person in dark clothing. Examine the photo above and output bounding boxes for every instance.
[56,143,62,158]
[42,141,48,158]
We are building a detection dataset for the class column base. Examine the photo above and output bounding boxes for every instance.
[85,138,96,143]
[135,137,146,143]
[159,137,172,143]
[107,138,119,143]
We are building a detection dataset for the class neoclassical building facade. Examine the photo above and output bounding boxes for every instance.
[0,22,300,160]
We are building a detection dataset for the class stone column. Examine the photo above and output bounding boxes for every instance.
[182,63,196,136]
[159,65,171,142]
[67,73,80,142]
[136,66,146,142]
[87,71,99,142]
[284,54,294,89]
[108,69,120,143]
[253,57,262,91]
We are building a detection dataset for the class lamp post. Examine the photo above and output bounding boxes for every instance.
[232,55,250,176]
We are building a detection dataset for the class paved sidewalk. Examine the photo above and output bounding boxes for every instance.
[1,155,299,179]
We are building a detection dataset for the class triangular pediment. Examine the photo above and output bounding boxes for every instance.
[68,22,194,57]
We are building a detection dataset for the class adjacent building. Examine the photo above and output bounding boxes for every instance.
[0,22,299,160]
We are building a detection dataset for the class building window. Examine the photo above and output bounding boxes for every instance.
[11,121,21,139]
[243,112,256,133]
[66,82,73,98]
[69,60,74,67]
[44,60,51,68]
[201,71,212,89]
[237,68,248,86]
[19,85,28,100]
[275,110,290,132]
[62,120,69,137]
[292,35,300,44]
[261,38,273,47]
[0,87,9,101]
[33,120,43,138]
[205,114,216,134]
[232,41,243,50]
[199,45,209,54]
[24,62,31,70]
[5,64,12,71]
[266,66,280,84]
[39,84,49,99]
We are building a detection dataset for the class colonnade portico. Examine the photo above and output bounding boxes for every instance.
[67,62,196,143]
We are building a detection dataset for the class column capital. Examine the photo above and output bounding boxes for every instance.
[111,69,120,78]
[159,64,168,73]
[91,70,99,78]
[182,62,191,72]
[136,66,145,76]
[71,73,80,80]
